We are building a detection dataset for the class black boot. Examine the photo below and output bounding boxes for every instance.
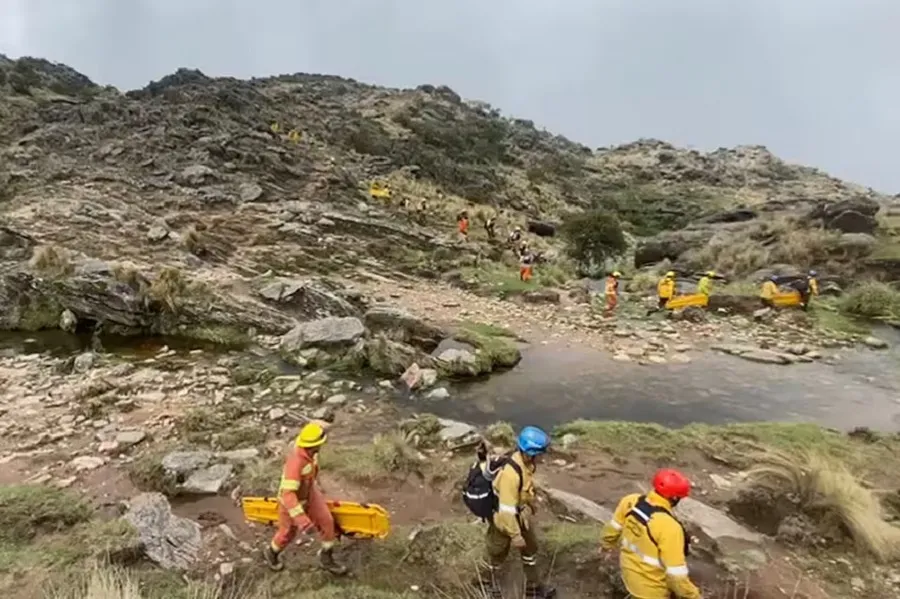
[262,544,284,572]
[524,581,557,599]
[319,546,348,576]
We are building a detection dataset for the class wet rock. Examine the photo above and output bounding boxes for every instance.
[366,336,429,375]
[863,336,889,349]
[72,351,97,373]
[144,224,169,244]
[72,455,105,471]
[238,182,264,202]
[182,463,233,495]
[522,289,561,304]
[437,418,476,442]
[400,363,424,389]
[124,492,202,570]
[421,369,438,388]
[427,387,450,400]
[364,306,445,349]
[59,309,77,333]
[280,317,365,352]
[544,488,613,523]
[435,348,481,377]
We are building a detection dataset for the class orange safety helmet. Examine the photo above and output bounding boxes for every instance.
[652,468,691,500]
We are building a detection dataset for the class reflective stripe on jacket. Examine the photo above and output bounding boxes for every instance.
[657,278,675,299]
[491,451,535,541]
[809,277,819,295]
[278,447,319,518]
[600,491,701,599]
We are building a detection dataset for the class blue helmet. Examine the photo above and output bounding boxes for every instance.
[517,426,551,456]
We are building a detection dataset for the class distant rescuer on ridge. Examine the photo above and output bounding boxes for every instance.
[263,421,348,575]
[600,469,702,599]
[603,271,621,317]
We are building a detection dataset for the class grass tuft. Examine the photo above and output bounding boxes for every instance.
[0,485,92,544]
[29,245,74,277]
[838,281,900,321]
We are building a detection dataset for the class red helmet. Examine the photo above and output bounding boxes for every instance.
[652,469,691,500]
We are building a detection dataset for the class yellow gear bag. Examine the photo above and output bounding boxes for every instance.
[665,293,709,310]
[771,290,801,307]
[240,496,391,539]
[368,182,391,199]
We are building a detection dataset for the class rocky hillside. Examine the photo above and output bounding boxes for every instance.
[1,55,898,340]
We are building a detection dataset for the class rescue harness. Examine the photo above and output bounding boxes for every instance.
[626,495,690,557]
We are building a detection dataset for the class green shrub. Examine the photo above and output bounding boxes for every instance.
[560,209,627,275]
[839,281,900,320]
[0,485,92,543]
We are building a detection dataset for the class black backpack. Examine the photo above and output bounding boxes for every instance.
[462,455,523,520]
[626,495,691,557]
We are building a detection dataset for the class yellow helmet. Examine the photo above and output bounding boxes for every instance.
[665,271,675,278]
[296,422,327,448]
[612,271,622,277]
[706,270,716,277]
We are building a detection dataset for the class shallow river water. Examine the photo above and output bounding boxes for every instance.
[421,329,900,432]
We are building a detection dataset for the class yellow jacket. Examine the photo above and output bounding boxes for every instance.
[697,276,711,296]
[491,451,535,543]
[809,277,819,295]
[601,491,701,599]
[760,280,777,300]
[657,278,675,299]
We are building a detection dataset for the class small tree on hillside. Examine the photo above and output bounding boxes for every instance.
[560,209,628,275]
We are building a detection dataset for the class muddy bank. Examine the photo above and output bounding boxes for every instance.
[417,341,900,431]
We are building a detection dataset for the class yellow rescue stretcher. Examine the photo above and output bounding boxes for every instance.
[664,294,709,310]
[368,182,391,199]
[241,497,391,539]
[771,290,801,307]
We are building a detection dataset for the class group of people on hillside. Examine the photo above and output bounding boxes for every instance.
[457,210,538,282]
[264,421,702,599]
[603,269,820,317]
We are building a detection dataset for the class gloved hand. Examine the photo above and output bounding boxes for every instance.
[293,514,313,533]
[511,535,527,550]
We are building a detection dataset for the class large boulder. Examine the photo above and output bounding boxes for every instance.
[544,488,614,523]
[257,278,360,319]
[280,316,366,352]
[123,492,202,570]
[365,335,434,375]
[527,220,557,237]
[809,197,880,234]
[634,229,713,268]
[364,306,445,350]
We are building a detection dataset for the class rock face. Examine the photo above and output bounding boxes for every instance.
[809,197,880,234]
[257,278,360,319]
[123,492,202,570]
[363,306,445,349]
[280,317,366,351]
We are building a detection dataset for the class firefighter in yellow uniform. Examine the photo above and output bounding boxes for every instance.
[479,427,555,599]
[697,271,714,296]
[601,469,701,599]
[656,272,676,309]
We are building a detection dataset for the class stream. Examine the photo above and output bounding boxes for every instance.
[424,327,900,432]
[3,327,899,434]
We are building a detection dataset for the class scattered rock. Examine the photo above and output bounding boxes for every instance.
[146,225,169,242]
[324,394,348,406]
[116,430,147,448]
[863,336,889,349]
[427,387,450,400]
[238,182,264,202]
[612,352,631,362]
[364,306,445,349]
[420,369,438,388]
[435,348,481,377]
[72,351,97,373]
[72,455,105,472]
[280,317,365,351]
[560,433,579,450]
[177,164,216,186]
[268,407,286,420]
[182,464,233,495]
[400,363,424,390]
[123,492,202,570]
[59,309,78,333]
[522,289,561,304]
[217,448,260,462]
[678,497,764,545]
[162,451,213,477]
[437,418,476,442]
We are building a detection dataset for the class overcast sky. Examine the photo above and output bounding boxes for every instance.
[2,0,898,192]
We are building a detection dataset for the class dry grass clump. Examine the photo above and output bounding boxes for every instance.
[838,280,900,320]
[746,450,900,561]
[29,245,74,277]
[147,266,188,311]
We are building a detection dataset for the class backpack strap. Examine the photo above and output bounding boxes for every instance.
[627,495,691,556]
[503,456,524,499]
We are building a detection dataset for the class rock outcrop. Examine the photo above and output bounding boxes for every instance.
[123,492,202,570]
